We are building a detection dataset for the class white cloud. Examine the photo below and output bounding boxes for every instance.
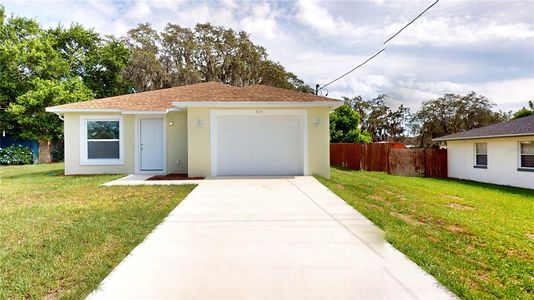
[295,0,373,40]
[124,1,152,20]
[87,0,117,16]
[239,2,283,39]
[1,0,532,113]
[386,17,534,47]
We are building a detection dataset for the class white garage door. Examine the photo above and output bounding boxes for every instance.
[211,110,306,176]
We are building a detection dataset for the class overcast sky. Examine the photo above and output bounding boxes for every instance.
[3,0,534,112]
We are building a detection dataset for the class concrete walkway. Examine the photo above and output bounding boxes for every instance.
[88,177,455,299]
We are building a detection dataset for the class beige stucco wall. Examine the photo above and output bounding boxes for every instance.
[187,107,332,178]
[63,106,332,177]
[187,108,211,177]
[166,111,188,174]
[63,112,135,175]
[64,112,188,175]
[447,136,534,189]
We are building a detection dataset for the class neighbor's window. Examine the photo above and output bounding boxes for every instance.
[81,117,123,165]
[519,141,534,169]
[474,143,487,167]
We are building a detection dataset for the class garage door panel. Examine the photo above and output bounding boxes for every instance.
[214,113,304,176]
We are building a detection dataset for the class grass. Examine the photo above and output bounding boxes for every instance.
[0,163,196,299]
[317,167,534,300]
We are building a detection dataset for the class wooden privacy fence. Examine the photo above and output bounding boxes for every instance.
[330,143,447,178]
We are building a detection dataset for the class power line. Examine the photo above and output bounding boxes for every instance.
[318,48,385,91]
[384,0,439,45]
[316,0,439,94]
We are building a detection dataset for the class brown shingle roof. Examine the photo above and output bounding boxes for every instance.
[47,82,341,112]
[433,115,534,141]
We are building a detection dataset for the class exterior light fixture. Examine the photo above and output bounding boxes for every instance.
[198,120,204,127]
[314,118,320,126]
[168,120,174,126]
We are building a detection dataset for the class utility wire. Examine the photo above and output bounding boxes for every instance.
[384,0,439,45]
[319,48,385,91]
[316,0,439,94]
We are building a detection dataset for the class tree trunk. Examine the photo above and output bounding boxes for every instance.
[38,140,52,163]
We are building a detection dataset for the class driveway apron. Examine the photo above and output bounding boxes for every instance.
[88,177,455,299]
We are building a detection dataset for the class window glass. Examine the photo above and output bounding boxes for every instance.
[87,121,119,140]
[520,142,534,168]
[86,120,120,160]
[475,143,487,166]
[520,142,534,155]
[476,143,487,155]
[476,155,487,166]
[88,141,120,159]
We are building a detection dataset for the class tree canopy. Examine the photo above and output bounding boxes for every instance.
[329,104,372,143]
[122,23,313,93]
[344,95,410,142]
[513,100,534,119]
[0,6,127,161]
[410,92,509,147]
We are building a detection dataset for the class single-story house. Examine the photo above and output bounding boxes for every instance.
[434,115,534,189]
[46,82,343,178]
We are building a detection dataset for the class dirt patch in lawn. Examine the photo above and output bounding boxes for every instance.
[365,203,382,210]
[443,194,463,200]
[526,233,534,240]
[147,174,204,180]
[390,211,425,225]
[446,224,467,234]
[446,203,475,211]
[427,234,440,243]
[369,194,391,205]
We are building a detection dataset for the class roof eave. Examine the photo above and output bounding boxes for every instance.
[433,132,534,141]
[171,101,344,109]
[45,107,122,113]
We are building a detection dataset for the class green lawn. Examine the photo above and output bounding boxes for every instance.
[0,163,195,299]
[317,167,534,299]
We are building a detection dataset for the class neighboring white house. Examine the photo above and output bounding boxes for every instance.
[434,115,534,189]
[46,82,343,178]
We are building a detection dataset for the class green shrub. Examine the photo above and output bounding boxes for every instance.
[0,145,34,165]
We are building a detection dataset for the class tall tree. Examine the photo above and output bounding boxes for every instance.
[410,92,509,147]
[329,104,372,143]
[122,23,165,92]
[0,6,128,161]
[7,78,93,162]
[513,100,534,119]
[0,6,69,159]
[49,24,130,98]
[123,22,313,92]
[345,95,410,142]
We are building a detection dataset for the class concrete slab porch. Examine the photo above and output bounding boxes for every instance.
[89,177,455,299]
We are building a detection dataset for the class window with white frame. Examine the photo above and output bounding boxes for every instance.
[474,143,487,167]
[81,116,123,165]
[519,141,534,169]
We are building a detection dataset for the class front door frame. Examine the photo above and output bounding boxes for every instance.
[134,114,166,174]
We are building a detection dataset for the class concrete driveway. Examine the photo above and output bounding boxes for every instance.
[88,177,455,299]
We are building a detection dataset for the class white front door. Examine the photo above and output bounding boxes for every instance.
[140,118,164,171]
